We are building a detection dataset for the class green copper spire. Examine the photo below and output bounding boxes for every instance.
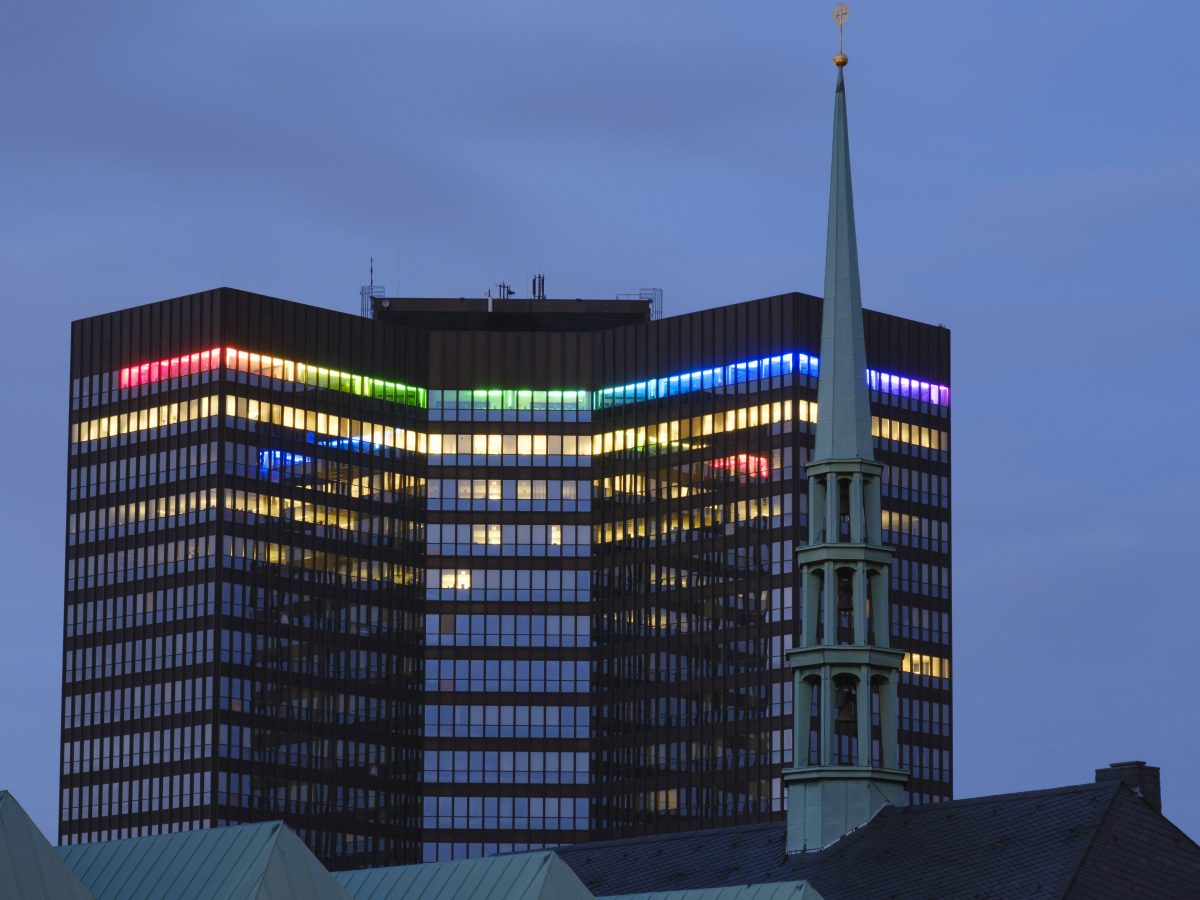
[784,52,907,854]
[813,68,874,464]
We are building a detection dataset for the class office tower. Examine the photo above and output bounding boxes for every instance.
[61,286,949,867]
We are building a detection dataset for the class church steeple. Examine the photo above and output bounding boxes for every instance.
[784,8,908,853]
[813,66,874,464]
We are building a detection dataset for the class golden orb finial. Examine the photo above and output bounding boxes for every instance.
[833,4,850,67]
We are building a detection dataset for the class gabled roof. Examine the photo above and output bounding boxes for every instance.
[0,790,94,900]
[557,781,1200,899]
[59,820,350,900]
[335,850,593,899]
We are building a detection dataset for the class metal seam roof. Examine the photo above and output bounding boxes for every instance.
[0,790,94,900]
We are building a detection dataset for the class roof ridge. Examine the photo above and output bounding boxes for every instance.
[902,780,1119,812]
[1059,781,1132,899]
[558,820,784,855]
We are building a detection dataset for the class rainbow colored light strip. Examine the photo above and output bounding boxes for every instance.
[116,346,947,411]
[595,351,949,409]
[119,347,426,408]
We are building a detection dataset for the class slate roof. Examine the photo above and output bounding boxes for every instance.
[59,819,350,900]
[556,781,1200,899]
[0,790,94,900]
[605,883,821,900]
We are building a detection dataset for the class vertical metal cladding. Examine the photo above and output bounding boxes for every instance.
[60,288,950,865]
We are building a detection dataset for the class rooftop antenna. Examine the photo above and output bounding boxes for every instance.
[531,273,546,301]
[359,257,384,318]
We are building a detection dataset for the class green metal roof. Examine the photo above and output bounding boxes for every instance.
[600,882,822,900]
[59,820,350,900]
[0,790,95,900]
[335,850,594,900]
[812,67,874,464]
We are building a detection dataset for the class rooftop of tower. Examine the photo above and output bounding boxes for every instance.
[371,296,653,332]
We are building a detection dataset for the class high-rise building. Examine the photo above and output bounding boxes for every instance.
[60,42,949,872]
[61,286,949,867]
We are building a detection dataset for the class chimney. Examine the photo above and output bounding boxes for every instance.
[1095,761,1161,813]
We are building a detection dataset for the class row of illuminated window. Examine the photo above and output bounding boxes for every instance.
[874,416,947,452]
[596,495,791,545]
[882,510,951,553]
[598,451,792,503]
[423,750,589,785]
[424,659,590,693]
[72,393,941,461]
[63,821,215,843]
[424,704,590,739]
[593,400,799,456]
[428,567,591,602]
[62,726,211,794]
[64,628,214,685]
[66,584,215,637]
[901,652,951,680]
[222,535,420,586]
[428,478,591,511]
[422,795,589,834]
[430,389,590,416]
[66,537,216,592]
[595,351,949,409]
[225,489,421,543]
[69,443,217,499]
[426,613,591,648]
[72,395,221,444]
[68,488,218,546]
[427,432,592,463]
[426,524,592,558]
[108,346,946,412]
[119,347,427,407]
[63,676,211,734]
[596,351,807,409]
[248,444,425,499]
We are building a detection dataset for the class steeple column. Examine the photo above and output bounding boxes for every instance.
[802,568,822,648]
[857,667,871,767]
[880,675,900,769]
[823,561,838,645]
[871,569,889,646]
[793,672,814,767]
[826,475,839,542]
[820,669,835,765]
[865,473,882,544]
[809,474,828,544]
[853,563,868,645]
[849,473,864,542]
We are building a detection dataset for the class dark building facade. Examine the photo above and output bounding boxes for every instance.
[61,287,950,866]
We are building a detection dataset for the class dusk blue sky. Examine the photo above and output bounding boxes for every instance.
[2,0,1198,841]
